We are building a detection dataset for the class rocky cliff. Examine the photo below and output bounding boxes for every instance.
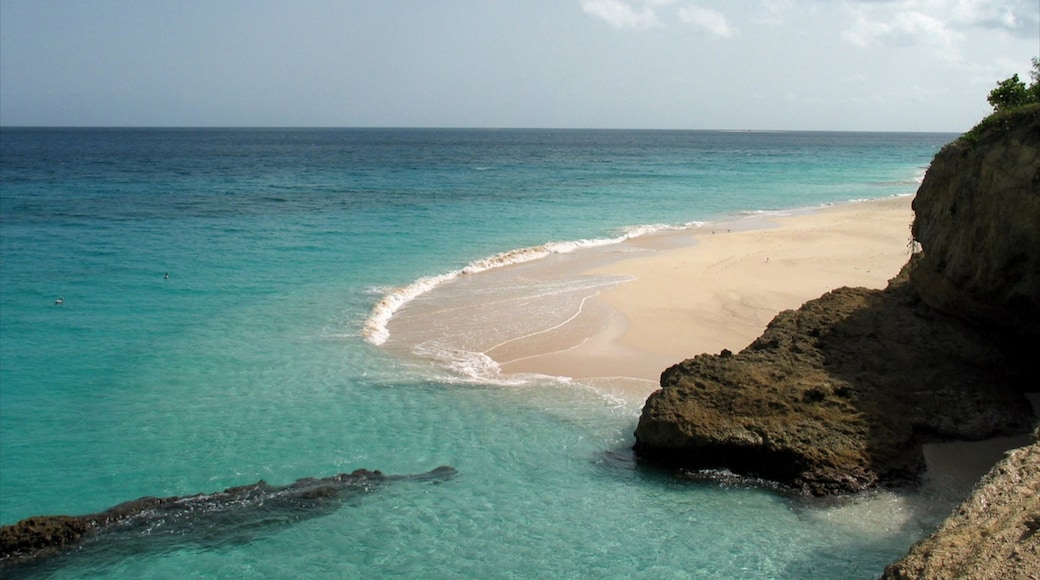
[910,105,1040,336]
[633,106,1039,494]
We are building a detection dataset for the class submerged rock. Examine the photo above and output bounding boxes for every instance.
[0,516,89,564]
[0,466,457,570]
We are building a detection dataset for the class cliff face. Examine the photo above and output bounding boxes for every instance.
[910,106,1040,336]
[633,107,1040,495]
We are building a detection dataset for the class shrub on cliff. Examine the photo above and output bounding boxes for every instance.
[987,74,1029,111]
[962,58,1040,148]
[987,57,1039,112]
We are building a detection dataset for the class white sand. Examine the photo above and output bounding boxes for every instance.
[388,194,1035,490]
[496,196,917,394]
[488,194,1036,492]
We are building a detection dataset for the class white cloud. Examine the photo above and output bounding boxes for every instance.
[754,0,796,26]
[677,5,737,37]
[843,0,1039,38]
[845,9,958,48]
[947,0,1037,33]
[580,0,664,30]
[579,1,739,37]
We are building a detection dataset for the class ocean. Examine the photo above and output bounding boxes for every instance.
[1,128,958,578]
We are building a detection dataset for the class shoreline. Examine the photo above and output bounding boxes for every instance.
[492,195,916,395]
[382,192,1036,500]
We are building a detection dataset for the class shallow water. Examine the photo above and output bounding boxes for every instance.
[1,128,961,577]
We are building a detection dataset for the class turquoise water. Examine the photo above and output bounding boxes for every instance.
[1,128,956,578]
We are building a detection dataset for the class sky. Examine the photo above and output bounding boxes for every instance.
[1,0,1037,131]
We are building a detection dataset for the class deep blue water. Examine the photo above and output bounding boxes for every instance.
[1,128,956,578]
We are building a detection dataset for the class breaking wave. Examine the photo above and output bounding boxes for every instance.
[361,221,703,345]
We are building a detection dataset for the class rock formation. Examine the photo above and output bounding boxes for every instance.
[882,429,1039,579]
[910,106,1040,336]
[633,105,1039,495]
[633,104,1040,578]
[633,276,1034,495]
[0,466,457,571]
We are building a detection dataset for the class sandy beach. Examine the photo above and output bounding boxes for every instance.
[493,195,916,392]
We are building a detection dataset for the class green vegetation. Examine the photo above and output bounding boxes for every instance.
[987,57,1040,112]
[960,58,1040,148]
[988,74,1029,111]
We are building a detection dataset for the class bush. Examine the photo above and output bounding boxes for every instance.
[961,58,1040,147]
[987,74,1028,111]
[988,58,1040,113]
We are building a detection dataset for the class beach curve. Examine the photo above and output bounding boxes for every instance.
[369,195,916,400]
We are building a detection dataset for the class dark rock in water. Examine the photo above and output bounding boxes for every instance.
[0,466,457,571]
[633,107,1040,496]
[0,516,89,564]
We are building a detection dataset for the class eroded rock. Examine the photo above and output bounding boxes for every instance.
[910,106,1040,336]
[633,277,1034,495]
[631,103,1040,579]
[0,466,457,570]
[882,431,1040,579]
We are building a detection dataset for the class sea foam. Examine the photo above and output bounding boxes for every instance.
[361,221,701,346]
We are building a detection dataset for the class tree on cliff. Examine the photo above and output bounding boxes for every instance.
[987,74,1028,111]
[987,57,1040,112]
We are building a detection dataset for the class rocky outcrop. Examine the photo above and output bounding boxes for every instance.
[633,107,1040,495]
[910,105,1040,336]
[883,430,1039,579]
[633,275,1034,495]
[0,466,457,571]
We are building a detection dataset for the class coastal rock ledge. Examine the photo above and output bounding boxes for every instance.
[633,106,1039,498]
[633,277,1034,495]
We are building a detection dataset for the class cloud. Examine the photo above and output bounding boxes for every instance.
[677,5,737,37]
[843,0,1039,39]
[579,1,738,37]
[947,0,1039,34]
[754,0,796,26]
[579,0,665,30]
[845,9,958,48]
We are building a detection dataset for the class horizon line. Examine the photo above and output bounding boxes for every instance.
[0,125,964,135]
